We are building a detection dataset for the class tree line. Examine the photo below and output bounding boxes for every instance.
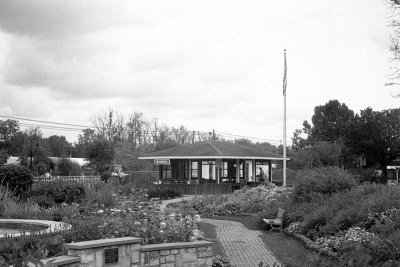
[290,100,400,178]
[1,102,399,180]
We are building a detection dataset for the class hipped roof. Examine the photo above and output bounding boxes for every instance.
[138,141,286,160]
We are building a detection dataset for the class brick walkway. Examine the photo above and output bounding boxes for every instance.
[202,218,281,267]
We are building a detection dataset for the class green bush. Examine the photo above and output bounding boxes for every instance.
[349,168,383,184]
[148,188,182,200]
[0,165,33,198]
[291,167,356,203]
[84,182,116,206]
[100,171,112,183]
[30,180,85,207]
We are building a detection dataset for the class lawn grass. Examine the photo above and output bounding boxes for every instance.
[202,214,335,267]
[198,221,226,258]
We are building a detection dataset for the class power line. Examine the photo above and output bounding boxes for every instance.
[2,114,289,145]
[0,114,94,129]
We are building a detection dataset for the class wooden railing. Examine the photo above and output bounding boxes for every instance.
[33,176,101,184]
[151,183,236,195]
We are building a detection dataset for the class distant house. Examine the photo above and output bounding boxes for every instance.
[388,158,400,182]
[139,140,287,185]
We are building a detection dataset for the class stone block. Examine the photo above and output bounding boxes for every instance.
[130,244,140,252]
[80,252,95,264]
[176,263,197,267]
[149,251,159,258]
[206,257,213,266]
[121,258,131,267]
[175,252,197,264]
[131,251,139,264]
[178,248,185,254]
[122,245,129,257]
[165,255,175,262]
[160,256,166,263]
[199,251,213,258]
[207,246,213,251]
[186,248,196,253]
[171,249,179,255]
[160,263,174,267]
[160,249,170,256]
[142,251,149,265]
[150,258,160,266]
[67,249,79,256]
[95,250,103,267]
[197,247,207,252]
[198,258,206,265]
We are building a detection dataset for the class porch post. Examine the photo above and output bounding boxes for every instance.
[159,165,163,183]
[216,159,221,184]
[198,160,202,184]
[252,159,256,182]
[269,161,272,182]
[188,159,192,184]
[236,159,240,183]
[397,168,399,184]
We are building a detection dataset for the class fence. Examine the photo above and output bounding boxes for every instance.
[33,175,101,185]
[150,183,235,195]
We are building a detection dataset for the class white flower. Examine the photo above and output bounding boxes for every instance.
[98,210,104,214]
[160,222,167,228]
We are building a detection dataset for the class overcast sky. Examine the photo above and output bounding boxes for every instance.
[0,0,398,145]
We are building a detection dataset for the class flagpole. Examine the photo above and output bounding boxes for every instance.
[283,49,287,187]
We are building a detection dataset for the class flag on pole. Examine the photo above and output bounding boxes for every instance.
[283,49,287,96]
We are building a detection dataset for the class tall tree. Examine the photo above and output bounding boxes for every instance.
[91,108,124,142]
[84,137,114,173]
[0,119,20,153]
[308,100,355,142]
[349,107,400,177]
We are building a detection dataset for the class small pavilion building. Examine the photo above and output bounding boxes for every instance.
[139,141,286,185]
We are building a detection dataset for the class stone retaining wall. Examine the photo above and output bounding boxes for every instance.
[140,241,213,267]
[40,237,213,267]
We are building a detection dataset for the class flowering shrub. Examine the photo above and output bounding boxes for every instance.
[174,184,292,216]
[62,195,200,245]
[315,227,381,254]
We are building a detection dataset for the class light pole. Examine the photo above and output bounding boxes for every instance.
[29,140,39,171]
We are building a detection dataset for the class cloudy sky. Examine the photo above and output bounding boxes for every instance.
[0,0,398,145]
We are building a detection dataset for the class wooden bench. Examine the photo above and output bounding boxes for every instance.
[263,208,285,231]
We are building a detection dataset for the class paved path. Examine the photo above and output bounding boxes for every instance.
[159,196,195,212]
[202,218,281,267]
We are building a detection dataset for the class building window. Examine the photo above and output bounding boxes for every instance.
[221,161,228,178]
[191,161,198,179]
[202,161,215,180]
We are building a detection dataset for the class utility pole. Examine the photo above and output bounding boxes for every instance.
[213,129,216,141]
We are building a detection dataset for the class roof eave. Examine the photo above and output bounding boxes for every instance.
[138,156,289,161]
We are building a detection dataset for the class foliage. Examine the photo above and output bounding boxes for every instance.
[290,142,342,169]
[348,107,400,177]
[0,149,9,165]
[100,171,112,183]
[0,164,33,197]
[290,167,356,203]
[30,180,85,207]
[148,188,182,200]
[349,168,383,184]
[172,185,291,217]
[0,235,60,267]
[211,255,234,267]
[57,158,82,176]
[85,138,114,173]
[84,182,116,207]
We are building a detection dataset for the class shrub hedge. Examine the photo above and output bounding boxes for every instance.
[0,165,33,198]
